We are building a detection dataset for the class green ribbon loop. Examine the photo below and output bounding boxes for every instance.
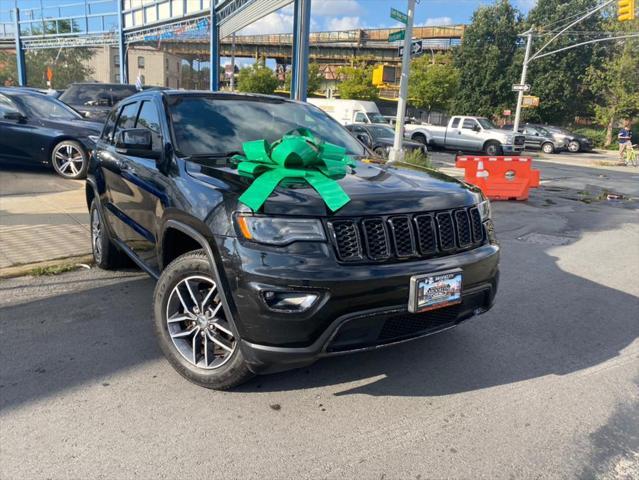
[234,128,355,213]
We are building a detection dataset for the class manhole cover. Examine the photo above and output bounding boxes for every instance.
[517,233,574,246]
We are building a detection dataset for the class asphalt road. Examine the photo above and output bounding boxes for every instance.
[0,155,638,479]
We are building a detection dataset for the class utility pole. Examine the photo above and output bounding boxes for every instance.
[388,0,416,163]
[513,30,532,133]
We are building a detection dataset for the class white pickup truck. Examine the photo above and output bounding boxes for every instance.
[404,116,526,156]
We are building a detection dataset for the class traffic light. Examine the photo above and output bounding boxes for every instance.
[618,0,636,22]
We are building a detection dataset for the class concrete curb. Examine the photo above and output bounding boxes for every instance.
[0,255,94,280]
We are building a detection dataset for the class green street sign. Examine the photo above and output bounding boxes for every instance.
[390,8,408,24]
[388,29,406,42]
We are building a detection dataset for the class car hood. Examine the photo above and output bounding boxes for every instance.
[43,118,103,134]
[186,159,481,217]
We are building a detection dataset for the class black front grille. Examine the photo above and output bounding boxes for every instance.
[328,207,485,263]
[514,135,526,146]
[378,306,460,341]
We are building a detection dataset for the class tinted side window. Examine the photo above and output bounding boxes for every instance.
[450,117,460,128]
[136,100,161,150]
[354,112,367,123]
[102,109,118,143]
[114,102,139,140]
[0,94,19,116]
[462,119,478,130]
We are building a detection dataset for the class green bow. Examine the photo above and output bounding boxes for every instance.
[233,128,356,213]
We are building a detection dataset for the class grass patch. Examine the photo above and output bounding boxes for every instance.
[29,263,83,277]
[402,149,436,170]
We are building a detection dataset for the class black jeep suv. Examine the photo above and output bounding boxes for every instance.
[87,90,500,389]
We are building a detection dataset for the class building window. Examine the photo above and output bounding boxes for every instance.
[115,73,121,82]
[138,56,145,69]
[165,77,169,87]
[114,55,120,67]
[140,75,145,85]
[165,58,168,70]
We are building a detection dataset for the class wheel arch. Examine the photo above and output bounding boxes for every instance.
[411,130,429,144]
[482,139,502,151]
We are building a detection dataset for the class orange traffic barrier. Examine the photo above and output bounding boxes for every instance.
[455,155,541,201]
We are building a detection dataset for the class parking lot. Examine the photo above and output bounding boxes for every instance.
[1,152,637,479]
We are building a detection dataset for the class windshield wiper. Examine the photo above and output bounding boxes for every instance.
[186,151,242,161]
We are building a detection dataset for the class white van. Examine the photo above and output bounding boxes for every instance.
[307,99,387,125]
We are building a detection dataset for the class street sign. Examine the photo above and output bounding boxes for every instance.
[398,40,423,57]
[503,109,512,116]
[512,83,531,92]
[388,30,406,42]
[391,8,409,24]
[522,95,540,108]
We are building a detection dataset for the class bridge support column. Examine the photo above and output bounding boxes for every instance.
[209,5,219,91]
[13,7,26,86]
[291,0,311,101]
[117,0,127,84]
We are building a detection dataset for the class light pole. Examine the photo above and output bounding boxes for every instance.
[513,30,532,133]
[388,0,416,163]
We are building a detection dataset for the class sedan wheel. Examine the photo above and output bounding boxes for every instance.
[542,142,555,154]
[51,140,88,179]
[568,140,581,153]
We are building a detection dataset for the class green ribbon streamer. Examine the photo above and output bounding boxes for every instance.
[233,128,355,213]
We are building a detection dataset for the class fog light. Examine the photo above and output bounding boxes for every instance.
[262,291,318,312]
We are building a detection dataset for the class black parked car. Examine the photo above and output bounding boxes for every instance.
[345,123,427,158]
[528,124,593,153]
[0,88,103,179]
[503,124,564,154]
[87,91,500,389]
[59,83,139,121]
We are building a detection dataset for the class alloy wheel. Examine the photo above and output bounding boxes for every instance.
[91,208,102,263]
[52,142,85,177]
[568,141,580,153]
[166,275,236,370]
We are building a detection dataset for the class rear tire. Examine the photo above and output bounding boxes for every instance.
[90,200,127,270]
[412,133,427,146]
[51,140,89,179]
[542,142,555,154]
[153,250,253,390]
[484,141,503,156]
[568,140,580,153]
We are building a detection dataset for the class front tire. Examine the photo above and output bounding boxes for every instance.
[484,141,503,156]
[51,140,89,179]
[541,142,555,154]
[568,140,581,153]
[412,133,427,146]
[153,250,253,390]
[374,146,387,158]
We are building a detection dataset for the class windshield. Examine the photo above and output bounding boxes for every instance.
[19,94,81,120]
[477,118,497,130]
[368,112,388,124]
[60,84,137,106]
[168,96,367,157]
[367,125,394,139]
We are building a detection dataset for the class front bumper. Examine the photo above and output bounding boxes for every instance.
[503,144,525,154]
[215,236,500,374]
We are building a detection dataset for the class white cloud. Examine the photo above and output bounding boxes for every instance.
[516,0,537,10]
[312,0,362,17]
[420,17,454,27]
[326,15,363,31]
[239,10,295,35]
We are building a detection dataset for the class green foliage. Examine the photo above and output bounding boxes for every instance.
[453,0,522,118]
[237,63,279,94]
[572,127,607,149]
[524,0,608,124]
[401,149,435,169]
[337,65,379,100]
[0,20,93,88]
[283,63,323,94]
[409,54,460,111]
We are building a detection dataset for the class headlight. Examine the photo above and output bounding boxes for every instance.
[477,199,491,221]
[505,135,514,143]
[236,215,326,246]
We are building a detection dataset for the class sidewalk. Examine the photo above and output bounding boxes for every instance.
[0,176,91,273]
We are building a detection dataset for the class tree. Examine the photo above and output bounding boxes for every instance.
[284,63,323,94]
[337,64,378,100]
[453,0,522,117]
[524,0,608,124]
[584,32,639,146]
[409,54,460,112]
[237,63,279,94]
[0,20,93,88]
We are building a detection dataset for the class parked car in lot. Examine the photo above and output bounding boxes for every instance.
[528,124,593,153]
[0,88,103,179]
[59,83,138,121]
[345,123,426,158]
[404,116,526,156]
[87,90,500,389]
[503,124,563,154]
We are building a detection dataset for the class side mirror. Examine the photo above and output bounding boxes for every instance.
[115,129,158,158]
[4,111,26,122]
[356,133,372,148]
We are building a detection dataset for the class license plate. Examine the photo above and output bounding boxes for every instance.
[408,270,463,313]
